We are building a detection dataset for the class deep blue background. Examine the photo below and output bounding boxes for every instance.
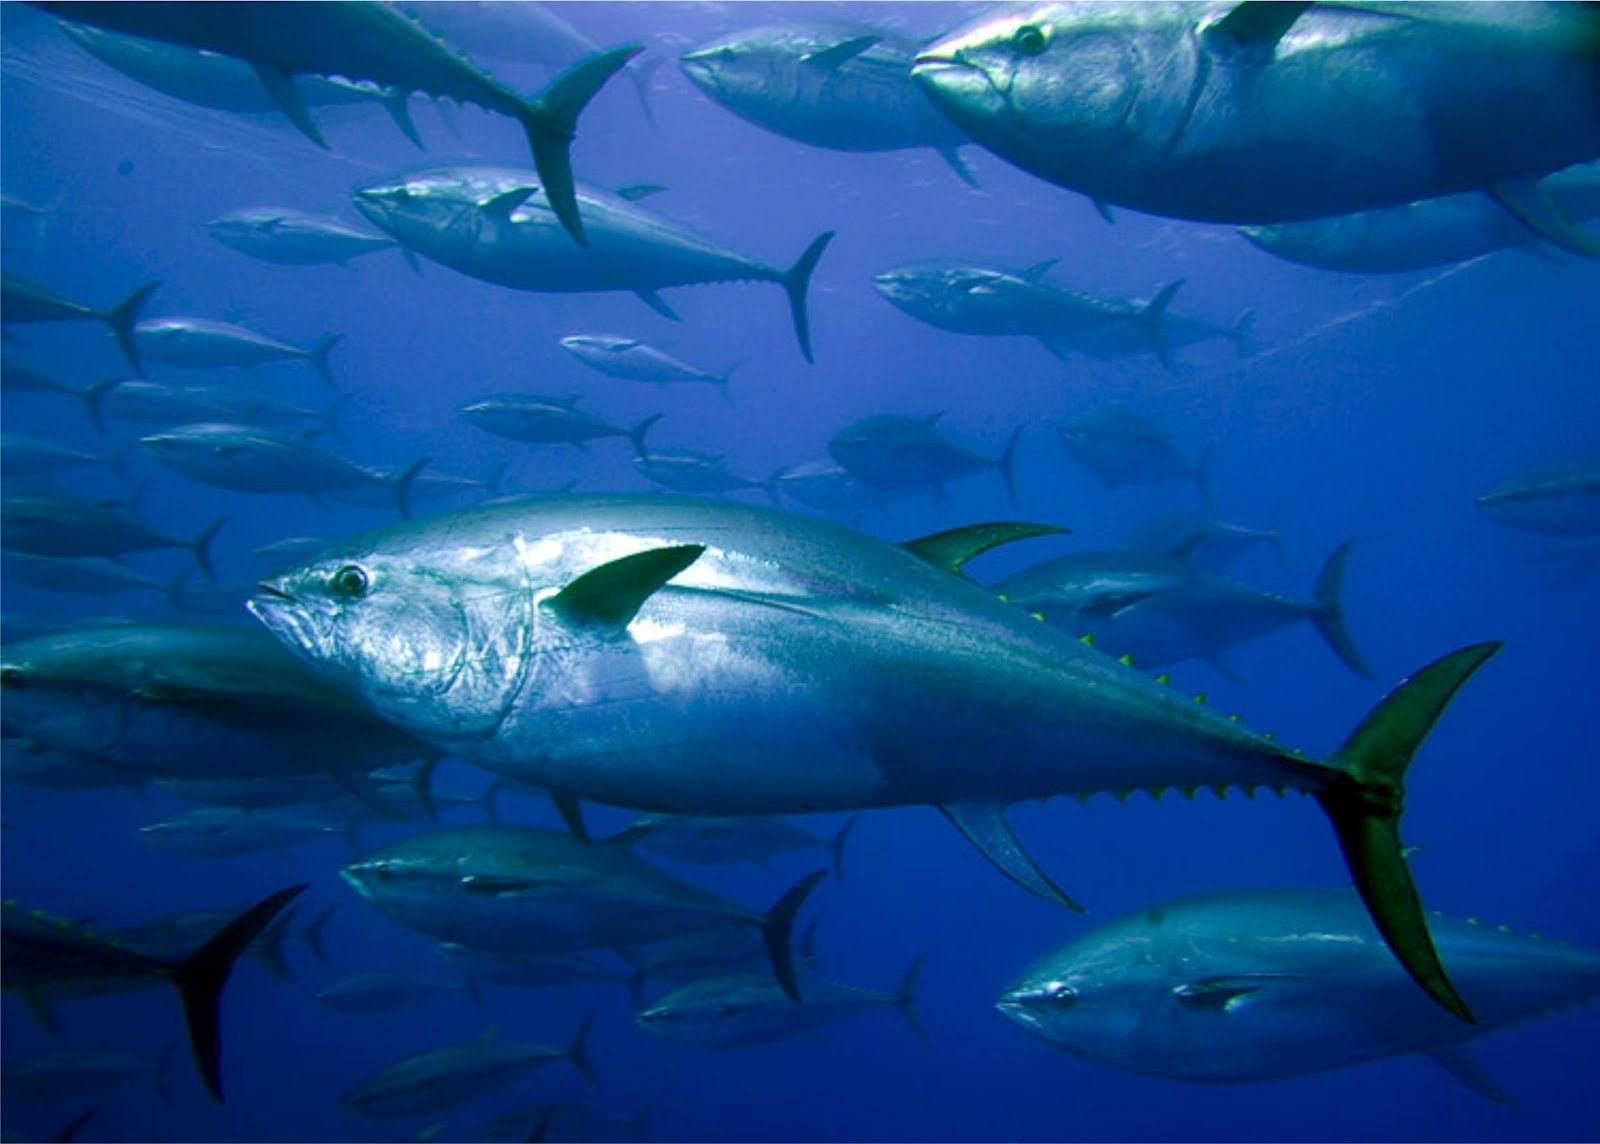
[3,4,1598,1141]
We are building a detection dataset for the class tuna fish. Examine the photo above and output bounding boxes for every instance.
[681,23,976,184]
[2,739,151,792]
[912,3,1600,245]
[2,554,165,595]
[3,1045,171,1102]
[1,360,74,396]
[138,423,426,517]
[206,208,397,266]
[992,542,1373,681]
[0,273,157,371]
[250,495,1502,1019]
[1476,457,1600,536]
[621,931,774,987]
[351,166,835,362]
[137,806,344,858]
[1058,409,1208,494]
[830,414,1022,501]
[37,2,641,243]
[107,902,332,985]
[0,433,125,479]
[637,957,925,1049]
[0,622,428,781]
[315,970,470,1014]
[435,945,627,992]
[77,378,313,434]
[341,825,825,1000]
[998,885,1600,1102]
[341,1019,595,1118]
[133,319,342,386]
[619,812,857,877]
[872,260,1171,361]
[1123,508,1282,571]
[460,395,657,452]
[0,885,306,1100]
[768,457,886,514]
[629,417,764,496]
[1241,162,1600,273]
[0,494,224,578]
[560,334,734,392]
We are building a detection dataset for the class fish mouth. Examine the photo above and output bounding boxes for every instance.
[911,53,1007,117]
[677,52,720,92]
[247,583,320,660]
[995,996,1044,1031]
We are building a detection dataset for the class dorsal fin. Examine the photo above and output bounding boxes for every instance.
[1020,259,1058,283]
[801,34,880,69]
[480,187,534,219]
[616,183,667,202]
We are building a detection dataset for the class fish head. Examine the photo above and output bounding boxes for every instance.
[913,4,1196,188]
[352,169,505,250]
[679,31,778,105]
[249,527,538,746]
[872,264,1016,327]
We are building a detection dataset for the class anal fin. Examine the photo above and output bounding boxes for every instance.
[251,65,328,149]
[939,802,1082,910]
[1425,1044,1518,1106]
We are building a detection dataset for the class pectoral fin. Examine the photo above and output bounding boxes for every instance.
[459,875,545,896]
[1172,973,1298,1011]
[549,544,706,630]
[902,521,1066,575]
[801,35,880,69]
[939,802,1082,910]
[1424,1045,1518,1106]
[479,187,534,219]
[1490,178,1600,259]
[634,289,679,320]
[1204,2,1313,56]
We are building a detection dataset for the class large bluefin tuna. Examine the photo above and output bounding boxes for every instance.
[998,885,1600,1102]
[1475,457,1600,536]
[34,1,641,243]
[351,166,834,362]
[681,23,977,185]
[251,494,1502,1019]
[911,3,1600,242]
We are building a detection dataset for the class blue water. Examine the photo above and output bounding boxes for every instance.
[3,4,1598,1141]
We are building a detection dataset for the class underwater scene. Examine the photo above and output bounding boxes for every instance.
[2,3,1598,1141]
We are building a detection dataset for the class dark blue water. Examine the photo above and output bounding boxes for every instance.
[3,4,1598,1141]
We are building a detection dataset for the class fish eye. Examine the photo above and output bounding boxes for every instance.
[330,563,370,599]
[1045,982,1078,1007]
[1013,24,1048,56]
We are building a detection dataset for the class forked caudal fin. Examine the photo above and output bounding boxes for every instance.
[760,869,827,1003]
[520,44,645,246]
[170,883,308,1101]
[1312,540,1374,679]
[1315,642,1502,1024]
[780,231,836,364]
[103,280,160,375]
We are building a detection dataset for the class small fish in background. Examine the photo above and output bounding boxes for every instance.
[2,739,153,794]
[636,955,926,1050]
[993,541,1372,682]
[109,902,333,985]
[560,334,736,394]
[998,885,1600,1104]
[2,554,165,596]
[1058,409,1209,496]
[339,1017,597,1119]
[478,1099,650,1144]
[340,825,825,1001]
[459,393,658,452]
[138,422,427,518]
[0,273,158,372]
[133,318,343,386]
[314,970,474,1015]
[37,3,643,244]
[768,457,886,516]
[351,166,835,361]
[1,433,128,479]
[1,885,307,1100]
[3,1043,175,1103]
[830,413,1022,503]
[1123,507,1283,573]
[630,417,766,496]
[1,360,76,397]
[76,377,340,437]
[0,494,224,579]
[328,462,504,512]
[621,929,777,989]
[1476,457,1600,536]
[1241,161,1600,273]
[205,207,399,267]
[680,23,977,185]
[911,3,1600,255]
[137,806,346,859]
[618,812,857,878]
[873,261,1181,365]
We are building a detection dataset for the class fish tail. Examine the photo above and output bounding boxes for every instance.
[895,955,930,1041]
[308,333,343,388]
[779,231,835,364]
[628,413,662,459]
[827,814,859,883]
[169,883,307,1101]
[1139,278,1185,372]
[252,904,300,983]
[760,869,828,1003]
[1317,643,1502,1024]
[1311,540,1373,679]
[520,43,644,245]
[566,1010,599,1086]
[628,55,663,132]
[76,376,121,433]
[189,517,227,583]
[392,456,430,520]
[997,425,1024,507]
[299,905,334,966]
[104,279,159,375]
